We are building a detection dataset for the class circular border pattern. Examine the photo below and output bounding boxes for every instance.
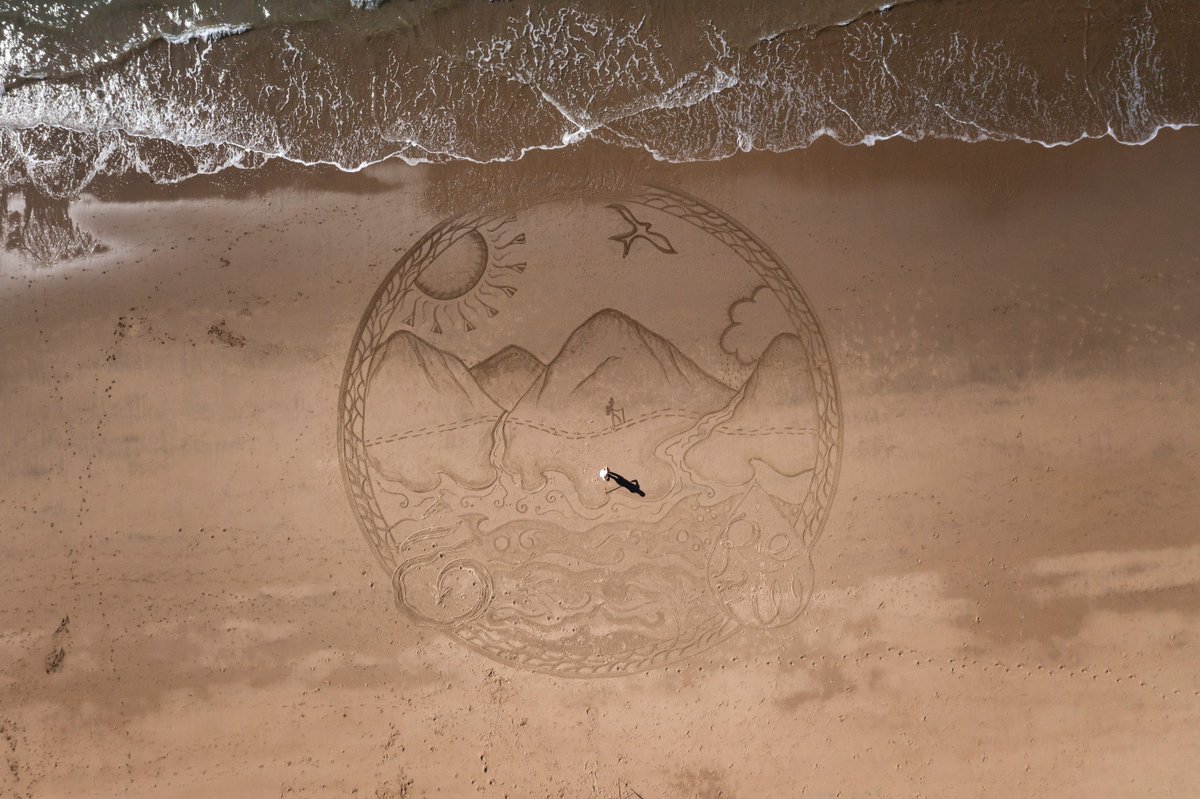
[337,185,842,677]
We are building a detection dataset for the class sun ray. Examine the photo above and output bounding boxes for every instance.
[492,232,526,251]
[395,216,526,337]
[454,302,475,332]
[486,281,518,297]
[464,295,499,322]
[476,297,499,318]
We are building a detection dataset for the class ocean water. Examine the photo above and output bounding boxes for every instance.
[0,0,1197,200]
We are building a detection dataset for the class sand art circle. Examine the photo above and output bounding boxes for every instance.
[338,185,842,677]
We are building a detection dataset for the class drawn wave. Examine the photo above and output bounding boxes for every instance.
[2,0,1197,197]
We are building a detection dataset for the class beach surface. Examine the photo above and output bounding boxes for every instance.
[2,128,1199,796]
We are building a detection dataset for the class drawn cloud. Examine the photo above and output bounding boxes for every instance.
[720,286,792,364]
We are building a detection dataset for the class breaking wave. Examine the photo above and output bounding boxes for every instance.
[1,0,1197,198]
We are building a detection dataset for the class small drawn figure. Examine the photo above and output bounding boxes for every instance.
[600,467,646,497]
[605,396,625,427]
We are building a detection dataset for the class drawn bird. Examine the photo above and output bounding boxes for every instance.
[607,203,677,258]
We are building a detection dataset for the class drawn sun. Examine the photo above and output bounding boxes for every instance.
[399,216,526,334]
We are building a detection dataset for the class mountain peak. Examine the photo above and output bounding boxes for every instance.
[512,309,733,432]
[756,333,808,368]
[570,308,649,339]
[555,308,685,366]
[473,344,543,371]
[680,330,820,493]
[372,327,447,360]
[382,328,428,346]
[470,345,545,411]
[738,331,815,411]
[364,330,501,492]
[582,307,639,326]
[368,330,499,417]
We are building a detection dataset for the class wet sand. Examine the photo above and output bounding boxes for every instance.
[1,131,1199,797]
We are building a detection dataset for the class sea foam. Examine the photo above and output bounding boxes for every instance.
[0,0,1196,198]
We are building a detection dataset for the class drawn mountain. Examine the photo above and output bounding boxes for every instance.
[501,309,734,504]
[730,333,818,424]
[684,332,819,499]
[470,345,545,411]
[365,330,502,492]
[510,308,733,433]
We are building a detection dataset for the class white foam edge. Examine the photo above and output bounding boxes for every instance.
[2,115,1194,187]
[162,23,252,46]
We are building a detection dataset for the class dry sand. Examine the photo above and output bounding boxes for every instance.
[1,131,1199,797]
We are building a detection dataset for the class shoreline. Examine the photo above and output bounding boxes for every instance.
[2,118,1198,796]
